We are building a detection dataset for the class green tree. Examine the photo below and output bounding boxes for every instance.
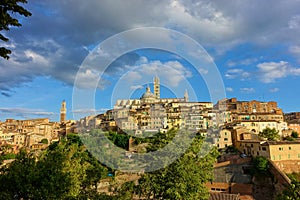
[291,131,299,139]
[253,156,269,174]
[0,137,110,199]
[259,127,280,141]
[277,175,300,200]
[0,0,31,59]
[136,134,218,200]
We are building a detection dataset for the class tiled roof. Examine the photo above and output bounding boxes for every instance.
[209,192,239,200]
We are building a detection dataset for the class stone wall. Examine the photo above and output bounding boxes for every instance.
[273,160,300,173]
[268,160,291,193]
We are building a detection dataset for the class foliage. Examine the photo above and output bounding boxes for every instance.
[291,131,299,139]
[107,131,131,150]
[0,0,32,59]
[0,136,110,199]
[136,134,218,200]
[276,174,300,200]
[0,152,15,163]
[253,156,269,174]
[133,128,177,152]
[40,138,48,144]
[259,127,280,141]
[285,136,296,141]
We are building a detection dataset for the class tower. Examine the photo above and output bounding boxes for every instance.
[153,76,160,99]
[184,89,189,102]
[60,100,66,122]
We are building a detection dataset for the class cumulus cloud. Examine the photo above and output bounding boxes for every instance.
[121,60,192,87]
[256,61,300,83]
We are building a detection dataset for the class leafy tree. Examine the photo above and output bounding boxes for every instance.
[259,127,280,141]
[0,0,31,59]
[277,175,300,200]
[253,156,269,174]
[107,131,131,150]
[0,137,110,199]
[136,134,218,200]
[0,149,38,200]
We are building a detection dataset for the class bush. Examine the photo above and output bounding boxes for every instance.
[40,138,48,144]
[291,131,299,138]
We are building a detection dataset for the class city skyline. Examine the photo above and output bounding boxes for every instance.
[1,1,300,121]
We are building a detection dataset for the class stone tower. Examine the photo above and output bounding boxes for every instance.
[60,100,67,122]
[153,76,160,99]
[184,89,189,102]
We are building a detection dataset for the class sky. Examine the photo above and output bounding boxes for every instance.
[1,0,300,121]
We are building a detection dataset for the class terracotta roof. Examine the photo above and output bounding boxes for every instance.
[209,192,239,200]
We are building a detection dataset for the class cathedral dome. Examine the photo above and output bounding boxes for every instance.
[141,86,156,99]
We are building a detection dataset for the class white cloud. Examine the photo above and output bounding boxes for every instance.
[240,87,255,94]
[121,60,192,87]
[130,85,144,90]
[74,69,109,89]
[122,71,142,83]
[225,69,251,80]
[227,58,258,67]
[257,61,293,83]
[269,88,279,93]
[226,87,234,92]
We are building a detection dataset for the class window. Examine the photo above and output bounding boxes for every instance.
[288,154,291,159]
[279,147,283,151]
[251,144,254,147]
[224,138,228,141]
[289,147,292,150]
[262,147,267,151]
[273,155,275,160]
[279,155,281,160]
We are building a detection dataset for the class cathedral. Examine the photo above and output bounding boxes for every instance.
[114,76,189,109]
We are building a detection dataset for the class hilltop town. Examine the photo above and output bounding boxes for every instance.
[1,76,300,199]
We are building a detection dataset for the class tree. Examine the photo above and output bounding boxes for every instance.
[259,127,280,141]
[136,134,218,200]
[253,156,269,174]
[291,131,299,139]
[0,137,110,199]
[0,0,31,59]
[277,175,300,200]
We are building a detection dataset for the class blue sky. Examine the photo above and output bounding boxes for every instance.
[1,0,300,121]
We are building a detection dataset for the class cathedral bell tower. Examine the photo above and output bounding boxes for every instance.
[153,76,160,99]
[60,100,67,122]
